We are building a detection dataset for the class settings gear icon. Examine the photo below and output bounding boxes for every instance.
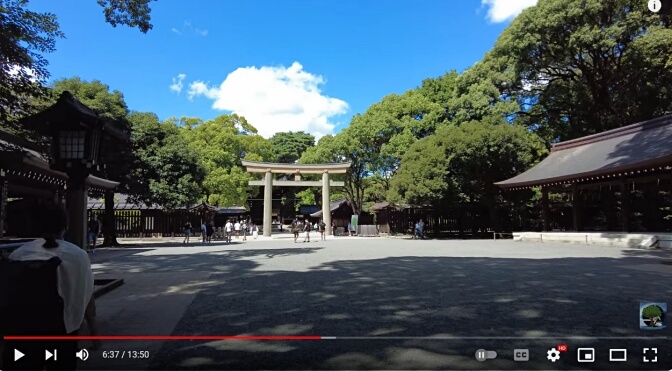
[547,348,561,362]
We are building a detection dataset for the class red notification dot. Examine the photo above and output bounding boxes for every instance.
[557,344,568,352]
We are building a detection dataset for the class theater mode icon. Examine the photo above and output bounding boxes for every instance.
[640,302,667,330]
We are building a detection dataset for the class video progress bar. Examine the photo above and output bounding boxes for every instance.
[4,336,667,341]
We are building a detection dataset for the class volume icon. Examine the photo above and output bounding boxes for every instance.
[76,349,89,361]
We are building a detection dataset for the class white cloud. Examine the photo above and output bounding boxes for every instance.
[481,0,537,23]
[186,62,348,138]
[169,74,186,93]
[173,20,208,37]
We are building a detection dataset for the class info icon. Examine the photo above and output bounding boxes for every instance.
[640,302,667,330]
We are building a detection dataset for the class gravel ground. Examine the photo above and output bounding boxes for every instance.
[92,238,671,370]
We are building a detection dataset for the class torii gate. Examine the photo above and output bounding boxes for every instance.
[242,160,351,236]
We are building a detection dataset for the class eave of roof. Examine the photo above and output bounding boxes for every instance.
[496,114,672,189]
[310,199,349,217]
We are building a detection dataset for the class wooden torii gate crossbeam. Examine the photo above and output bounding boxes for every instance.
[242,160,351,236]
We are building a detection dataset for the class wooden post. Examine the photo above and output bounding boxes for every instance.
[572,184,581,231]
[0,177,7,238]
[541,186,550,232]
[621,179,630,232]
[65,171,89,249]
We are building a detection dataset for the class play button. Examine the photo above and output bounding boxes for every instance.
[14,349,25,361]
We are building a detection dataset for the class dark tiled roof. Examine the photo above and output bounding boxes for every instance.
[299,205,320,214]
[216,206,247,215]
[310,199,349,217]
[20,91,127,141]
[369,202,389,211]
[496,114,672,189]
[87,194,159,210]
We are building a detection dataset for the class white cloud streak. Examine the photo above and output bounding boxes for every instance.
[185,62,348,138]
[173,20,208,37]
[169,74,186,93]
[481,0,537,23]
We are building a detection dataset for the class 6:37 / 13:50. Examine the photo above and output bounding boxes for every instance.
[101,350,150,359]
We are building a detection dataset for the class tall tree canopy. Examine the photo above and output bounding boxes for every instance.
[0,0,154,129]
[269,131,315,163]
[180,114,270,206]
[494,0,672,141]
[389,122,547,229]
[128,112,205,209]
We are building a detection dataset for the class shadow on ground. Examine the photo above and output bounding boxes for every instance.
[94,248,672,371]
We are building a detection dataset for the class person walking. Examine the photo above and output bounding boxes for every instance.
[3,203,97,370]
[234,220,241,239]
[319,219,326,241]
[241,221,248,241]
[206,222,214,243]
[303,218,311,243]
[252,223,259,239]
[418,219,425,239]
[183,221,192,243]
[201,221,207,243]
[87,215,100,253]
[291,218,300,243]
[225,219,233,243]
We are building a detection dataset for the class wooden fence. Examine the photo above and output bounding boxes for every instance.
[386,203,565,237]
[88,209,204,238]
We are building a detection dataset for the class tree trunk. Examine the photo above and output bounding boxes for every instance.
[102,190,120,246]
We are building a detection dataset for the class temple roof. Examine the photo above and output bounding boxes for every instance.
[1,130,119,193]
[310,199,349,217]
[496,114,672,189]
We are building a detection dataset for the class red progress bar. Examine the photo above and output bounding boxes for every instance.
[3,335,322,341]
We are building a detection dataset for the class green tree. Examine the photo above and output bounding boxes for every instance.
[97,0,156,33]
[269,131,315,163]
[449,53,520,128]
[493,0,672,141]
[300,132,366,215]
[128,112,205,209]
[418,70,459,120]
[0,0,154,129]
[389,122,547,230]
[180,114,270,206]
[0,0,62,127]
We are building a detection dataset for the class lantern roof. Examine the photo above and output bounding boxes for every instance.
[20,91,127,141]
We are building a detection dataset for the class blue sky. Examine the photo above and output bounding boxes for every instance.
[29,0,537,138]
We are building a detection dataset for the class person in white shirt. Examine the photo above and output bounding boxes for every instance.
[234,221,241,238]
[225,220,233,243]
[3,203,96,370]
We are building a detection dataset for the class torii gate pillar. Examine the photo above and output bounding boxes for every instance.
[243,160,350,237]
[263,170,273,237]
[322,171,331,235]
